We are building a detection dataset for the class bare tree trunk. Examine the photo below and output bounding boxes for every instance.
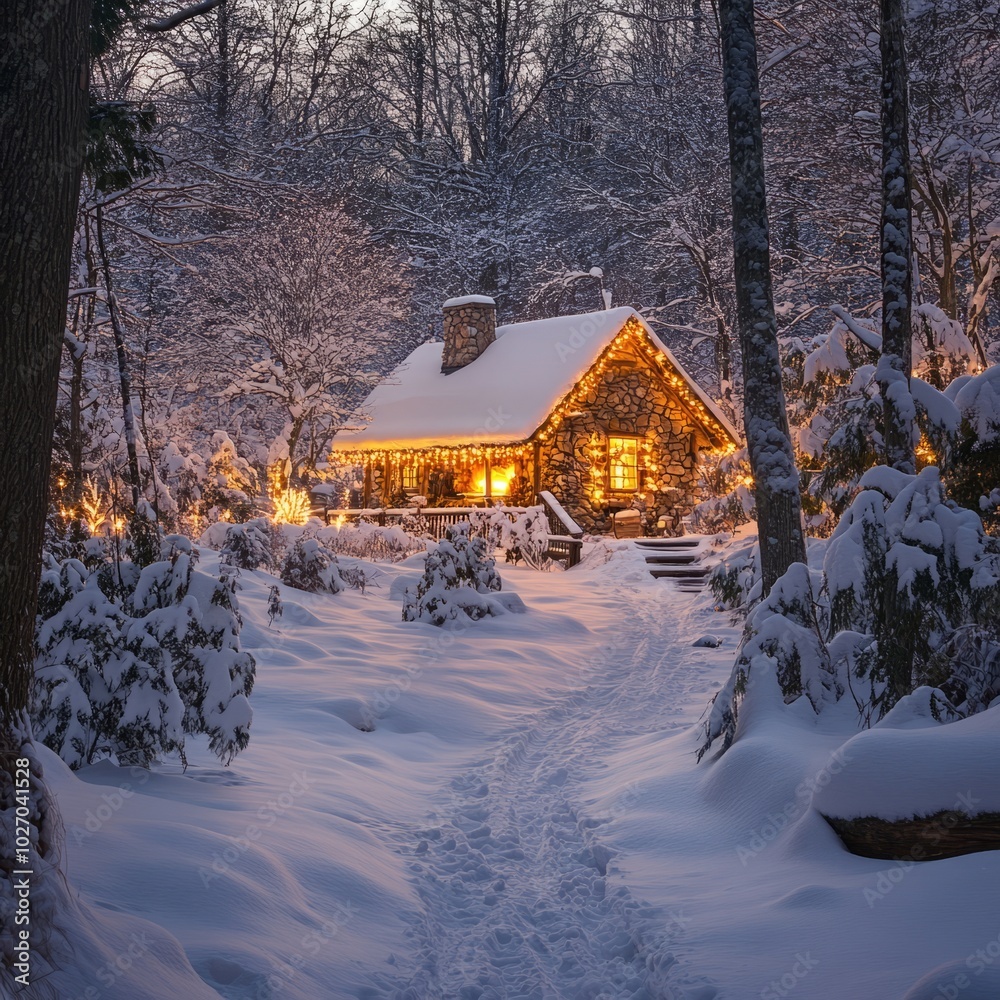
[878,0,917,474]
[216,0,230,125]
[94,204,143,510]
[719,0,806,595]
[485,0,512,163]
[0,0,93,724]
[966,162,992,370]
[65,218,99,508]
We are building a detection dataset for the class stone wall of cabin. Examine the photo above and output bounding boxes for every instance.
[538,354,707,534]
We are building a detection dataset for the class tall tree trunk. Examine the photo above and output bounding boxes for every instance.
[965,162,992,370]
[0,0,93,724]
[65,218,100,508]
[878,0,917,474]
[216,0,230,125]
[95,204,143,510]
[876,0,919,711]
[719,0,806,595]
[413,1,427,146]
[486,0,511,163]
[1,2,91,986]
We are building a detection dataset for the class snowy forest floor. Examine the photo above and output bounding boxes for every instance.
[41,540,1000,1000]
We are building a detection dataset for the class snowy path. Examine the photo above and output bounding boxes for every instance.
[48,542,1000,1000]
[367,584,720,1000]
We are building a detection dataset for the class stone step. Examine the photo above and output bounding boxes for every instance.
[648,567,710,580]
[634,538,701,549]
[642,554,701,565]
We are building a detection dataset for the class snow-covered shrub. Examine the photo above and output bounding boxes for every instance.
[280,537,344,594]
[470,505,551,567]
[708,536,760,613]
[220,516,276,571]
[400,507,431,538]
[699,562,834,759]
[468,506,508,552]
[503,506,552,568]
[402,523,505,626]
[337,562,378,594]
[199,431,259,523]
[32,536,255,770]
[267,585,283,625]
[323,520,425,562]
[690,487,756,535]
[690,448,755,534]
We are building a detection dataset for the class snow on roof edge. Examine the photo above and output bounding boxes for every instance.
[634,316,742,444]
[332,308,741,452]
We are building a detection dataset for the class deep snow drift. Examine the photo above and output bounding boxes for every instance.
[39,539,1000,999]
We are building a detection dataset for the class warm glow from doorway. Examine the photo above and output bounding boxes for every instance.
[474,464,516,495]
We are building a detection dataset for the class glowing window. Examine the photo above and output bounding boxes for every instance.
[608,436,638,491]
[402,465,420,490]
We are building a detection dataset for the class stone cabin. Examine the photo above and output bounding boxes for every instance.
[330,297,739,533]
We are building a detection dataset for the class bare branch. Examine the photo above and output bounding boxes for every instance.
[144,0,226,33]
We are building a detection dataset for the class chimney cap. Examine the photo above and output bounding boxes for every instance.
[443,294,496,309]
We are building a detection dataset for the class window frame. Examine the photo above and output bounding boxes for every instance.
[607,434,640,493]
[401,463,421,492]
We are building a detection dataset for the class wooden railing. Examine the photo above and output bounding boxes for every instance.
[537,490,584,538]
[545,536,584,568]
[314,502,584,568]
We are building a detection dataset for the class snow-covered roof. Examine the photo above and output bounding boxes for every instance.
[332,306,739,451]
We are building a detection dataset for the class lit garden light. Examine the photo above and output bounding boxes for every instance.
[272,488,312,525]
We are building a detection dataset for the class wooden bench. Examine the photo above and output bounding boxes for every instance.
[612,509,642,538]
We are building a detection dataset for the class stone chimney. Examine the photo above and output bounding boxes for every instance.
[441,295,497,373]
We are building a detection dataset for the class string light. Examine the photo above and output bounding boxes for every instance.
[331,317,738,491]
[330,444,530,475]
[532,318,737,452]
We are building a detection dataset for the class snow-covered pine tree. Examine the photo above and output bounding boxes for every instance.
[944,365,1000,533]
[402,522,506,626]
[826,466,1000,720]
[200,431,259,523]
[280,537,344,594]
[220,516,276,571]
[699,466,1000,757]
[32,536,255,769]
[700,562,834,759]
